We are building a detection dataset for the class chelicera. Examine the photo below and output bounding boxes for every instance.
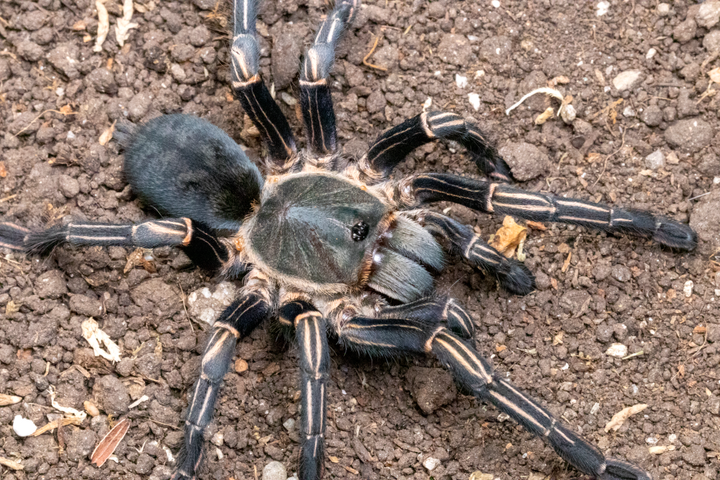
[0,0,697,479]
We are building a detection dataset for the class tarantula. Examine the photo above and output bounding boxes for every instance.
[0,0,698,479]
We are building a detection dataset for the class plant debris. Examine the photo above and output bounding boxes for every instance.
[604,404,648,432]
[94,0,109,52]
[81,318,121,363]
[115,0,138,46]
[31,416,82,437]
[91,417,130,467]
[0,393,21,406]
[489,216,528,258]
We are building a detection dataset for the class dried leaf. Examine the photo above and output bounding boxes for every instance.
[709,67,720,85]
[0,394,21,406]
[0,457,23,470]
[99,121,116,146]
[553,331,564,346]
[31,416,82,436]
[82,318,121,363]
[489,216,528,258]
[604,404,647,432]
[94,0,109,53]
[91,417,130,467]
[0,161,7,178]
[115,0,139,47]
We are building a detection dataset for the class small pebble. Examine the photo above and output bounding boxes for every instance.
[234,358,248,373]
[211,431,224,447]
[13,415,37,437]
[645,150,665,170]
[262,461,287,480]
[423,457,441,471]
[468,93,480,111]
[606,343,628,357]
[283,418,295,432]
[84,401,100,417]
[683,280,694,298]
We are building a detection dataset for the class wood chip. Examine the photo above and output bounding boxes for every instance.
[526,221,546,231]
[0,393,21,406]
[649,445,675,454]
[0,456,23,470]
[604,404,647,432]
[98,120,116,146]
[561,251,572,273]
[82,318,121,363]
[693,325,707,334]
[343,465,359,475]
[31,416,82,436]
[0,161,7,178]
[234,358,248,373]
[91,417,130,467]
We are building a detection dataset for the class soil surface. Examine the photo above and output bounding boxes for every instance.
[1,0,720,479]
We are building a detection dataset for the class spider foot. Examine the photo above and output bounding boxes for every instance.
[598,458,652,480]
[499,258,535,296]
[652,215,697,250]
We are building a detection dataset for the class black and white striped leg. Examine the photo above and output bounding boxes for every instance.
[401,173,697,250]
[360,111,512,183]
[379,297,474,338]
[231,0,297,169]
[300,0,359,156]
[338,318,651,480]
[420,211,535,295]
[0,218,237,274]
[173,292,270,480]
[279,300,329,480]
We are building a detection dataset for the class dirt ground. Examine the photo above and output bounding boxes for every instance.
[1,0,720,479]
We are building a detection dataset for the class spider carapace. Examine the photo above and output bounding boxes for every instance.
[0,0,698,479]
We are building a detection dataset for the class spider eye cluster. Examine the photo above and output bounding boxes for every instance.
[351,221,369,241]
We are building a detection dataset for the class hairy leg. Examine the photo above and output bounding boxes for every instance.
[231,0,297,170]
[0,218,241,274]
[279,299,330,480]
[299,0,359,159]
[359,111,512,183]
[397,173,696,250]
[337,316,651,480]
[173,277,271,480]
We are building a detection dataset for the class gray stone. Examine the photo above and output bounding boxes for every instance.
[645,150,665,170]
[271,27,304,90]
[35,270,67,299]
[20,10,49,31]
[366,90,387,114]
[611,265,632,282]
[612,70,642,91]
[171,44,195,62]
[479,36,511,65]
[47,43,80,80]
[641,105,663,126]
[499,142,550,181]
[58,175,80,198]
[690,190,720,249]
[16,40,44,62]
[189,25,211,47]
[407,367,457,414]
[69,294,103,317]
[664,118,714,153]
[704,29,720,52]
[65,428,97,462]
[696,1,720,28]
[438,34,473,66]
[698,153,720,176]
[673,18,697,43]
[127,91,154,121]
[262,461,287,480]
[93,375,130,416]
[86,68,118,95]
[683,444,707,466]
[192,0,218,9]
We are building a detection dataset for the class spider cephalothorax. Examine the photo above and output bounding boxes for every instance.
[0,0,698,479]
